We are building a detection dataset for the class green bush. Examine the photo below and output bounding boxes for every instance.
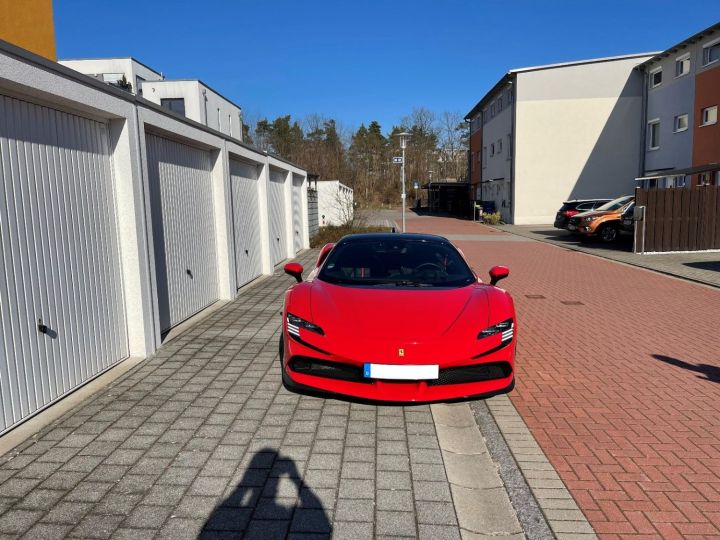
[482,211,503,225]
[310,224,389,248]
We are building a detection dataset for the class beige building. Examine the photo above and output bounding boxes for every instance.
[466,54,655,224]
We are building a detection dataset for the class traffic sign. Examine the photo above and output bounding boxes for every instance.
[393,156,403,164]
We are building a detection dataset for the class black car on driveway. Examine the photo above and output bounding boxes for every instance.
[554,199,612,229]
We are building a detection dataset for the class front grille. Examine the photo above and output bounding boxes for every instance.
[289,357,370,383]
[427,362,511,386]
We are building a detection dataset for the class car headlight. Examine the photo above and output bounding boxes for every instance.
[585,216,598,222]
[478,319,514,344]
[287,313,325,336]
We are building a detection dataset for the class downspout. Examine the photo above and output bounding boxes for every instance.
[639,67,648,178]
[509,78,517,224]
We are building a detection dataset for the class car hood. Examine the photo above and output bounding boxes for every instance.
[309,281,489,342]
[575,209,615,219]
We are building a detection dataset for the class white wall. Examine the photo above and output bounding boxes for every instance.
[59,58,163,94]
[512,56,651,224]
[317,180,354,226]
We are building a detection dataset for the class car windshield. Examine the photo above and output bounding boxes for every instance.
[318,238,475,288]
[595,196,633,211]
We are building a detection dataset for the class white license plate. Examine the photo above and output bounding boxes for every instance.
[363,363,439,380]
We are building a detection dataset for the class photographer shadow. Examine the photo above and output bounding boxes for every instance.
[198,447,331,539]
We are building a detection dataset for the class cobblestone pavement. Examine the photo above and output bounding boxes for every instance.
[0,248,528,539]
[495,224,720,289]
[405,214,720,538]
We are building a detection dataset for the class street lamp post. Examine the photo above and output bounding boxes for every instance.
[397,132,411,232]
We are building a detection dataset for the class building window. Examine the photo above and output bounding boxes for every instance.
[482,146,487,168]
[702,39,720,66]
[648,120,660,150]
[506,135,512,161]
[497,139,502,153]
[498,97,503,110]
[490,143,495,156]
[161,98,186,116]
[701,106,717,126]
[674,114,688,132]
[675,54,690,77]
[650,68,662,88]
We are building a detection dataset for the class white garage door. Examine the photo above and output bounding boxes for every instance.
[292,175,304,254]
[0,95,128,434]
[230,158,263,288]
[146,134,218,332]
[268,169,287,265]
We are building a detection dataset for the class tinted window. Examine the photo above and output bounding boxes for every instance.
[319,238,475,288]
[576,203,593,211]
[596,196,633,212]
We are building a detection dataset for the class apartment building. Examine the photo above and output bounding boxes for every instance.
[60,58,243,139]
[638,22,720,188]
[466,54,653,224]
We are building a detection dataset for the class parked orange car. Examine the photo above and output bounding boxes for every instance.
[567,195,634,242]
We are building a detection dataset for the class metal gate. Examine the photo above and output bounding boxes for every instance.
[292,175,304,254]
[635,186,720,252]
[268,169,287,265]
[308,188,319,239]
[146,134,218,332]
[0,95,128,434]
[230,158,263,288]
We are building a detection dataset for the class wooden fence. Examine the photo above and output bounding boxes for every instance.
[635,186,720,252]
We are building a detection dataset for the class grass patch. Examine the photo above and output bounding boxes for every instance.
[310,224,389,247]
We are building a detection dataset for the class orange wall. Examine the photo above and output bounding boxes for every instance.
[0,0,56,60]
[692,65,720,167]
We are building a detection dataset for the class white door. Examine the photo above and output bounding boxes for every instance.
[0,95,128,434]
[230,158,262,288]
[292,175,304,254]
[146,134,218,332]
[268,169,287,265]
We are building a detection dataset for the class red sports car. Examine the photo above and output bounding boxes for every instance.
[280,233,516,403]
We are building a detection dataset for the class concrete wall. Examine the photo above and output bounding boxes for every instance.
[480,84,514,222]
[513,56,650,224]
[141,80,242,139]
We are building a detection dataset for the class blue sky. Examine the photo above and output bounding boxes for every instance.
[55,1,716,134]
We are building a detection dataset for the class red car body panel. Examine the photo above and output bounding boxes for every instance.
[281,235,516,403]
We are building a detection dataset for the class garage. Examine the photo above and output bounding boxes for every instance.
[268,168,288,265]
[146,133,218,333]
[292,174,304,254]
[230,158,263,288]
[0,95,129,434]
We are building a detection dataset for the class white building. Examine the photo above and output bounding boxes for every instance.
[59,58,242,139]
[466,53,656,224]
[141,79,242,139]
[0,40,307,436]
[317,180,354,226]
[58,57,163,95]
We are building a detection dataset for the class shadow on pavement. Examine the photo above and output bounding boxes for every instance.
[684,261,720,273]
[528,229,633,252]
[652,354,720,384]
[198,448,331,539]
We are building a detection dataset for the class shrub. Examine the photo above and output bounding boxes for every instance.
[482,211,503,225]
[310,224,389,248]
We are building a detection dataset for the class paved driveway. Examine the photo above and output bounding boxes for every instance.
[0,249,526,539]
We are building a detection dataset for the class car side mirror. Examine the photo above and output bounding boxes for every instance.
[284,262,304,283]
[489,265,509,286]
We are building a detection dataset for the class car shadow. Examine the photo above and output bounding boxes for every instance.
[683,261,720,273]
[198,448,332,539]
[528,229,633,252]
[652,354,720,384]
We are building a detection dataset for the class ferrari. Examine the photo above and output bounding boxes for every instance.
[279,233,516,402]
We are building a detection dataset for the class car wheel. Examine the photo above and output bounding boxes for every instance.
[599,224,619,243]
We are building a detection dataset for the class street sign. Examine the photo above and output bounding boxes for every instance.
[393,156,403,164]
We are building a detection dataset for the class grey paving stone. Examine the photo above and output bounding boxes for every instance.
[14,488,66,511]
[245,519,290,539]
[70,513,125,539]
[377,471,412,491]
[0,509,43,535]
[414,481,453,502]
[338,479,374,500]
[91,492,143,516]
[122,504,173,529]
[333,521,374,539]
[376,510,416,536]
[41,501,93,524]
[202,506,252,532]
[22,522,73,540]
[376,489,413,511]
[419,524,463,540]
[289,508,332,534]
[416,501,458,525]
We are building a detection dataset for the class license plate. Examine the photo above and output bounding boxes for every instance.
[363,363,439,380]
[568,224,577,231]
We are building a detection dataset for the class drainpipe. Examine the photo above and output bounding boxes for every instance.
[509,79,516,224]
[638,67,648,179]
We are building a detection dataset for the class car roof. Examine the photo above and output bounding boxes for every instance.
[337,232,450,244]
[562,198,612,204]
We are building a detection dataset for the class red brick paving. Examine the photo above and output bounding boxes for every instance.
[406,214,720,539]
